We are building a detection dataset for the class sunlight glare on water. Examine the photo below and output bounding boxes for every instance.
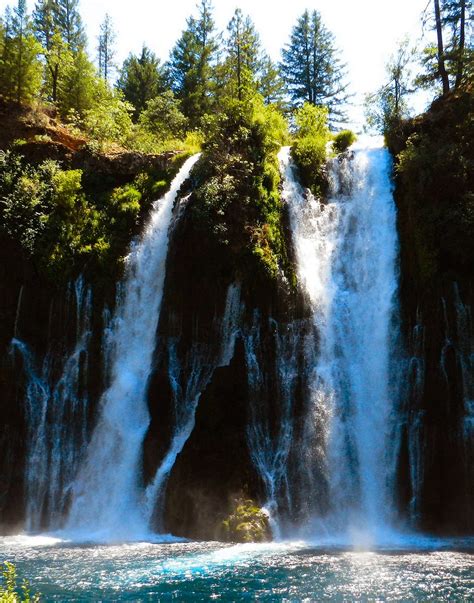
[1,537,473,601]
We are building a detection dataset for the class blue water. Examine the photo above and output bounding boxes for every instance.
[1,536,473,601]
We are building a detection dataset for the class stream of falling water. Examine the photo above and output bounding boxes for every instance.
[65,155,200,541]
[278,138,401,542]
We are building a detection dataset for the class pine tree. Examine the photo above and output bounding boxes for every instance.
[0,0,42,103]
[365,40,414,133]
[280,10,349,122]
[419,0,472,94]
[98,13,116,83]
[34,0,63,102]
[259,54,287,111]
[223,8,264,101]
[117,45,166,119]
[59,48,98,118]
[55,0,85,53]
[434,0,450,94]
[441,0,471,88]
[167,0,218,125]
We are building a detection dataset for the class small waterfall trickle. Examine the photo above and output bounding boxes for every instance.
[279,138,401,541]
[145,282,242,529]
[65,154,201,541]
[10,277,92,531]
[406,311,426,525]
[244,315,303,536]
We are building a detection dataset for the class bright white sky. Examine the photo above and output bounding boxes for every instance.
[2,0,432,128]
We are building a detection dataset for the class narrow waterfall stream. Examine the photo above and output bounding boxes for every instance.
[65,154,200,541]
[279,137,401,541]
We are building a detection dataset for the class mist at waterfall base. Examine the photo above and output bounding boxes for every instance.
[5,138,474,599]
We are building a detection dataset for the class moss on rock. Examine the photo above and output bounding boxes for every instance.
[220,498,271,543]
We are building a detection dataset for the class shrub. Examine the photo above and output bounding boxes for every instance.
[138,91,188,141]
[0,562,40,602]
[220,498,270,543]
[291,103,331,195]
[333,129,357,153]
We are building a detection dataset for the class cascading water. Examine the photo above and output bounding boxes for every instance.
[10,277,92,531]
[65,154,200,541]
[278,137,401,541]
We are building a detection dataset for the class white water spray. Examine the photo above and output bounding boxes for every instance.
[279,137,400,540]
[66,154,200,541]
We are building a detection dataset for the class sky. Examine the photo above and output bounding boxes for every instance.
[1,0,433,128]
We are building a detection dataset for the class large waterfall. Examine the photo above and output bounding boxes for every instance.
[65,154,200,541]
[278,138,401,540]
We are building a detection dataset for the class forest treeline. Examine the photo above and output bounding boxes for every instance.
[0,0,351,153]
[0,0,471,149]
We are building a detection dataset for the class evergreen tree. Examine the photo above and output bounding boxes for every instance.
[223,8,264,101]
[98,13,116,83]
[442,0,471,87]
[117,45,166,119]
[33,0,65,102]
[365,40,414,133]
[0,0,42,103]
[167,0,218,125]
[55,0,85,53]
[59,48,98,118]
[259,54,287,111]
[419,0,472,94]
[280,10,349,122]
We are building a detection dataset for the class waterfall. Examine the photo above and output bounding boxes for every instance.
[279,137,401,539]
[65,155,200,541]
[10,277,92,531]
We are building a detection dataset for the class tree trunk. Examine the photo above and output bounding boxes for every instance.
[455,0,466,88]
[434,0,450,95]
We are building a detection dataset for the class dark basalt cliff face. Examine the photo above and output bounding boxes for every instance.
[142,178,309,539]
[389,90,474,534]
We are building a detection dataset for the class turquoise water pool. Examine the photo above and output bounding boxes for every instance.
[1,536,473,601]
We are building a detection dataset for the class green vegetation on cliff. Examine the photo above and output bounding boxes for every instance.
[291,103,331,197]
[190,94,293,281]
[0,148,186,283]
[389,89,474,289]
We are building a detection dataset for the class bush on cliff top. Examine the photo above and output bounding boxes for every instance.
[333,129,357,154]
[291,103,331,196]
[191,94,293,281]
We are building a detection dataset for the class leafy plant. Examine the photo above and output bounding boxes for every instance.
[291,103,331,196]
[333,129,356,154]
[0,562,40,602]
